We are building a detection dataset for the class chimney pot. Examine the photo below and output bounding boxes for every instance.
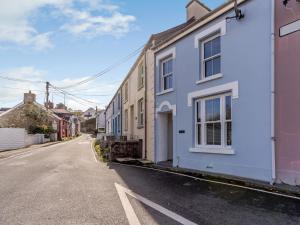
[186,0,210,21]
[24,91,36,104]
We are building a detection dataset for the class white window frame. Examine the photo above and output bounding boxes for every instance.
[192,93,234,155]
[201,33,222,81]
[137,62,144,90]
[161,57,173,92]
[137,98,144,127]
[124,82,129,103]
[117,93,121,110]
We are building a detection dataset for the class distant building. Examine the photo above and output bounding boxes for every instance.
[96,110,105,133]
[0,91,61,141]
[83,108,96,120]
[51,107,80,138]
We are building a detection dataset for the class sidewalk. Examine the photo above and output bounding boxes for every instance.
[0,141,60,159]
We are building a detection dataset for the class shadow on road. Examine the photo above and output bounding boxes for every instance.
[107,162,300,225]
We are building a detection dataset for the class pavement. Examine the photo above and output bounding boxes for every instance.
[0,134,299,225]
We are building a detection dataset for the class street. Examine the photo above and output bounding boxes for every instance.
[0,134,299,225]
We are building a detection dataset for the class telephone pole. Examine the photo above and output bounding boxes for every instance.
[46,81,50,109]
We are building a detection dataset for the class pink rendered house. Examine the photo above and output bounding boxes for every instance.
[275,0,300,185]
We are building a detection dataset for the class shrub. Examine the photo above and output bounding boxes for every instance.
[94,141,109,162]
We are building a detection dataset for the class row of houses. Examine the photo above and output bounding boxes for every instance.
[0,91,81,141]
[103,0,300,186]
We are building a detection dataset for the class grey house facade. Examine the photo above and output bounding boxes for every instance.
[154,0,275,182]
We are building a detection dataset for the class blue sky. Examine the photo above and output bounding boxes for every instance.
[0,0,225,111]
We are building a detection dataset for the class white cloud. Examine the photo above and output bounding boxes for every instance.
[0,0,136,50]
[60,7,136,38]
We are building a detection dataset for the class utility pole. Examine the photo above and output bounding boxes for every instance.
[64,93,66,107]
[46,81,50,109]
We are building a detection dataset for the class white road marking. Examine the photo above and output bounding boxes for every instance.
[115,183,141,225]
[115,183,198,225]
[112,163,300,201]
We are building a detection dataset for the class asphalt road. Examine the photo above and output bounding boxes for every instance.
[0,134,299,225]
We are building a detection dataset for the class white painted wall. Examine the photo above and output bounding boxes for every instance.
[0,128,45,151]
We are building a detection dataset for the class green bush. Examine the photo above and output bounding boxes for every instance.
[94,141,109,162]
[28,125,56,135]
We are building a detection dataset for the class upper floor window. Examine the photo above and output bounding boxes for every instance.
[117,93,121,110]
[138,62,144,90]
[124,109,128,131]
[124,82,128,103]
[112,101,115,115]
[195,94,231,148]
[161,57,173,91]
[201,35,221,79]
[137,98,144,127]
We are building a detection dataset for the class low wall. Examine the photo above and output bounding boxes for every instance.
[0,128,46,151]
[0,128,26,151]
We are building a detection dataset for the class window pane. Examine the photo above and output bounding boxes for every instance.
[214,123,221,145]
[204,41,212,59]
[226,96,232,120]
[163,62,166,75]
[226,122,232,146]
[206,123,214,145]
[212,56,221,75]
[206,123,221,145]
[212,36,221,55]
[196,101,201,122]
[213,98,220,121]
[205,98,220,121]
[167,59,173,74]
[197,124,201,145]
[205,59,213,77]
[164,75,172,90]
[205,99,213,121]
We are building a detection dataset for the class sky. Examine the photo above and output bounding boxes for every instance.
[0,0,225,111]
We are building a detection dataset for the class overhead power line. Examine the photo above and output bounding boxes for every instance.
[50,85,103,107]
[0,74,45,84]
[55,43,145,89]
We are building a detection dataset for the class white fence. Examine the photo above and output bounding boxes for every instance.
[0,128,46,151]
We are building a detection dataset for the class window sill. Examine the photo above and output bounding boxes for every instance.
[196,73,223,85]
[189,147,235,155]
[156,88,174,96]
[123,100,128,104]
[137,125,144,129]
[137,85,144,91]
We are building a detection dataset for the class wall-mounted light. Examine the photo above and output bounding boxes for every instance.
[226,0,245,21]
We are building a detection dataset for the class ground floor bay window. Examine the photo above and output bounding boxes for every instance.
[193,93,233,154]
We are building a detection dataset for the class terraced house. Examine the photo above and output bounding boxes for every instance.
[104,0,300,186]
[154,0,276,183]
[105,2,200,161]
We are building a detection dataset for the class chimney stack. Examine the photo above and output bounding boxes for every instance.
[24,91,36,104]
[186,0,210,21]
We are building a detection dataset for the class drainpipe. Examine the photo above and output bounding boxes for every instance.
[270,0,276,184]
[144,51,148,160]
